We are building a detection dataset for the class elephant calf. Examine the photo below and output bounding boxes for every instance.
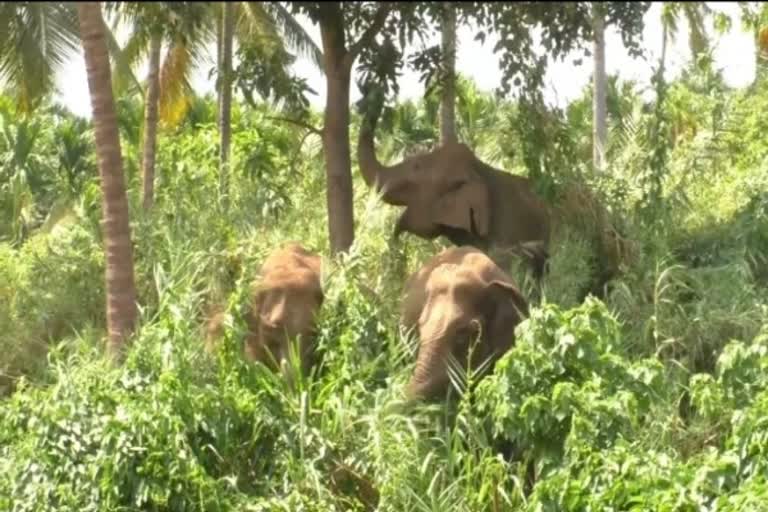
[401,246,530,401]
[243,242,324,376]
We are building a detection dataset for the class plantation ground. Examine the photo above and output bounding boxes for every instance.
[2,66,768,510]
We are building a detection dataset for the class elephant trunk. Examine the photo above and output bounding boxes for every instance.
[405,338,451,401]
[357,93,411,205]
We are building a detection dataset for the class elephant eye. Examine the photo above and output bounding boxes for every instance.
[446,180,466,193]
[454,323,480,344]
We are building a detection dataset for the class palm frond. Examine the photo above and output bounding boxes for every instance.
[259,2,324,73]
[238,2,283,58]
[104,25,146,97]
[661,3,682,43]
[159,41,196,129]
[0,3,80,115]
[105,2,216,105]
[682,3,712,57]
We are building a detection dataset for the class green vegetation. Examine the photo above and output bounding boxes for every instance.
[3,13,768,511]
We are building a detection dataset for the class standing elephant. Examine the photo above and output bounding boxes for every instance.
[357,89,638,295]
[401,246,530,401]
[243,242,325,376]
[357,91,551,279]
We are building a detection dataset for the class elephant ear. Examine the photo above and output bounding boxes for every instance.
[481,279,529,356]
[434,179,491,238]
[246,286,263,327]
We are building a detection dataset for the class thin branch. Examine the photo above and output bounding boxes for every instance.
[289,128,321,175]
[345,3,392,64]
[265,115,322,135]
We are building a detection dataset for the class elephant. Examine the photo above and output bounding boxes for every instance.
[201,243,325,378]
[356,92,552,280]
[242,242,325,376]
[401,245,530,401]
[356,90,638,296]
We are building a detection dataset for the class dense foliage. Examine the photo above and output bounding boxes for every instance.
[2,46,768,510]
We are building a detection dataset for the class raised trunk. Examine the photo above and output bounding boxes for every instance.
[219,1,234,211]
[592,3,607,172]
[141,30,162,211]
[77,1,138,359]
[357,100,385,189]
[440,1,457,145]
[357,99,411,205]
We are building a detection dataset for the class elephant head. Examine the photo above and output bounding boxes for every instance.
[357,97,491,247]
[243,243,324,377]
[401,246,529,401]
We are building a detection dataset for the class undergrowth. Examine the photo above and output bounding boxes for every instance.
[2,64,768,509]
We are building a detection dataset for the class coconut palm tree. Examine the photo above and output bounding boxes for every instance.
[108,2,321,211]
[107,2,213,211]
[142,27,161,211]
[214,1,322,209]
[659,2,714,73]
[219,2,234,211]
[592,2,607,172]
[76,1,138,360]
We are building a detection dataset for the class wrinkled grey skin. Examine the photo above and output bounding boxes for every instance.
[357,95,551,279]
[401,246,530,401]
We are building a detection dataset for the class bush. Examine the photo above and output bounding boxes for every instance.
[5,67,768,510]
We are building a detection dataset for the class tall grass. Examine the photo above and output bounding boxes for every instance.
[2,64,768,509]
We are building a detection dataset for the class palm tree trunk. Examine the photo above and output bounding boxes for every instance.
[592,3,607,172]
[440,2,457,145]
[219,2,234,211]
[216,4,223,124]
[76,2,138,360]
[141,30,162,211]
